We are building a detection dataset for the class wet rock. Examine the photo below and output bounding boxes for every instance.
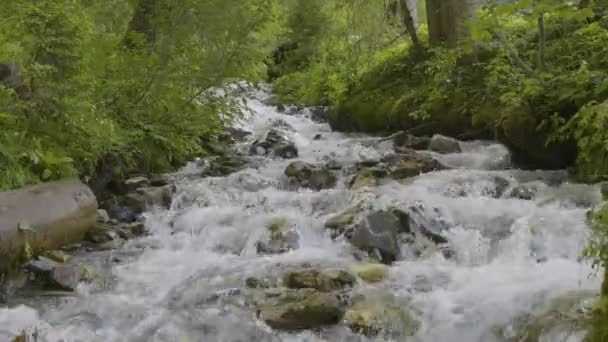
[351,210,402,264]
[24,257,82,291]
[492,291,596,342]
[324,159,343,170]
[256,218,300,255]
[43,250,70,263]
[413,275,432,292]
[313,134,323,140]
[149,174,170,187]
[250,129,298,159]
[388,151,447,179]
[271,118,294,131]
[202,153,248,177]
[85,224,119,244]
[393,132,430,151]
[509,184,538,200]
[246,277,273,289]
[283,269,356,292]
[135,185,174,208]
[349,173,378,190]
[350,263,389,283]
[124,176,150,192]
[484,176,510,198]
[276,104,286,113]
[428,134,462,154]
[256,288,344,330]
[284,161,337,190]
[97,209,110,223]
[324,205,361,238]
[309,106,330,123]
[222,127,252,143]
[345,302,420,338]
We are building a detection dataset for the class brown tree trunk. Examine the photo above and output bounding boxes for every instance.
[124,0,160,50]
[425,0,469,48]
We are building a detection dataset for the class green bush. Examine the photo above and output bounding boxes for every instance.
[0,0,278,191]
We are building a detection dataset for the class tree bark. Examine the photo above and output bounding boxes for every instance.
[425,0,469,48]
[124,0,161,50]
[537,12,545,71]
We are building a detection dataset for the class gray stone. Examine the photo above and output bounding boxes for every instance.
[393,132,430,151]
[96,209,110,223]
[250,129,298,159]
[124,176,150,192]
[428,134,462,154]
[24,257,82,291]
[351,210,402,264]
[284,161,336,190]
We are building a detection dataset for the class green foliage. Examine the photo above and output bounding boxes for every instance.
[0,0,279,191]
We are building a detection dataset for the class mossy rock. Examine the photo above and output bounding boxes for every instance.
[350,263,389,283]
[491,291,597,342]
[495,106,576,169]
[283,269,356,292]
[345,302,420,338]
[256,288,344,330]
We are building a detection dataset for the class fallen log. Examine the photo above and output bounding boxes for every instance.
[0,178,97,270]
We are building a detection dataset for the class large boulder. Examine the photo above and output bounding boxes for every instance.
[386,151,447,179]
[283,269,356,292]
[428,134,462,154]
[255,288,344,330]
[285,161,337,190]
[392,132,431,151]
[350,210,403,264]
[0,178,97,271]
[250,129,298,159]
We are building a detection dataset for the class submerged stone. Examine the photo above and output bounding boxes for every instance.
[350,263,389,283]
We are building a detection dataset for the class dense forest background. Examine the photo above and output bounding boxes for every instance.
[1,0,608,191]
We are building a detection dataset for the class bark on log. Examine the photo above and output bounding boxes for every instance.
[0,178,97,264]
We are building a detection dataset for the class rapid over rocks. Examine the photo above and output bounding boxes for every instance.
[1,84,602,342]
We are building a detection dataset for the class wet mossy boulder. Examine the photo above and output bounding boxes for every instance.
[255,288,344,330]
[285,161,337,190]
[496,107,576,170]
[350,263,389,283]
[250,129,298,159]
[345,301,420,338]
[428,134,462,154]
[350,210,403,264]
[324,204,362,238]
[283,269,356,292]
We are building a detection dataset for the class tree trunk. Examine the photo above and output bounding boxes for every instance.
[399,0,423,53]
[124,0,160,50]
[425,0,469,48]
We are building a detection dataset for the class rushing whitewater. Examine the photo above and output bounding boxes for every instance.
[1,85,602,342]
